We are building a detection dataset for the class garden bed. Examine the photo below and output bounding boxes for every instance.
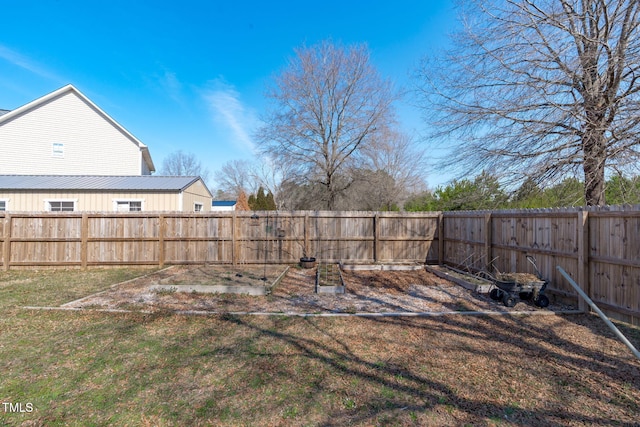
[61,264,576,314]
[426,264,494,293]
[340,262,424,271]
[149,265,289,296]
[315,263,345,294]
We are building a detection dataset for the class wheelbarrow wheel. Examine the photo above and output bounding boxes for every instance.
[503,295,517,307]
[534,294,550,308]
[489,288,502,300]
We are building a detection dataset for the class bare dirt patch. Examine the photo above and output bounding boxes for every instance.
[153,264,285,287]
[62,264,575,314]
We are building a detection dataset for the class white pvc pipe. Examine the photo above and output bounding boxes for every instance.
[556,266,640,360]
[23,306,582,317]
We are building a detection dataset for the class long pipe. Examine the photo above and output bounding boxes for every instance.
[556,266,640,360]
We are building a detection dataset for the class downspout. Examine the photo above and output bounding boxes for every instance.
[556,266,640,360]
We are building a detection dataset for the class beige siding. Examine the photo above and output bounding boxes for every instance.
[0,191,180,212]
[0,180,212,212]
[0,90,146,175]
[181,180,213,212]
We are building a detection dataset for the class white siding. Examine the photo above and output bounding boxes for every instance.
[141,155,151,175]
[0,90,147,175]
[212,205,236,211]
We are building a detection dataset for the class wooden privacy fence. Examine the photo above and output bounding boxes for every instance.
[441,207,640,325]
[0,211,440,269]
[1,208,639,324]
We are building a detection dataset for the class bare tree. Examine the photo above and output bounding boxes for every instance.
[215,159,257,196]
[250,157,295,210]
[215,158,292,209]
[416,0,640,206]
[360,129,429,208]
[346,169,399,210]
[256,40,397,210]
[160,150,210,183]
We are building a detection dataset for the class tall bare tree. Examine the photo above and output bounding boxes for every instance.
[417,0,640,206]
[256,40,397,210]
[160,150,210,184]
[215,159,257,197]
[360,129,429,208]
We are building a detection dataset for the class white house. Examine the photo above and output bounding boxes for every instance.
[0,85,155,175]
[212,200,237,211]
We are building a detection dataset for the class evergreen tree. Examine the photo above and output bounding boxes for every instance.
[404,191,437,212]
[247,187,277,210]
[265,191,277,210]
[605,175,640,205]
[255,187,267,210]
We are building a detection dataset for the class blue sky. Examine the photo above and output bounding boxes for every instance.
[1,1,459,190]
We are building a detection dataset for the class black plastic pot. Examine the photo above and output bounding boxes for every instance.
[300,257,316,269]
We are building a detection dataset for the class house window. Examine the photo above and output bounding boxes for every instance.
[48,201,75,212]
[52,142,64,158]
[0,200,6,211]
[194,203,203,212]
[115,201,143,212]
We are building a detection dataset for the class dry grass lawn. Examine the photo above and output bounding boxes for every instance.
[0,267,639,426]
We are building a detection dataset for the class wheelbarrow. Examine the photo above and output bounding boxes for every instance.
[487,255,550,308]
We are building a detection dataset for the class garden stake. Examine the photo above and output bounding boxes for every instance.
[557,266,640,360]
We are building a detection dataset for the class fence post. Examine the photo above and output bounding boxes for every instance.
[3,214,10,271]
[231,212,237,267]
[158,214,165,268]
[304,213,310,259]
[484,212,492,272]
[81,213,88,269]
[577,210,589,312]
[438,213,444,265]
[373,214,379,263]
[335,213,342,262]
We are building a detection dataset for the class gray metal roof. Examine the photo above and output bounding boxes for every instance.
[0,175,204,192]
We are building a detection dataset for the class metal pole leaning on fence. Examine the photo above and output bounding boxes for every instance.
[556,266,640,360]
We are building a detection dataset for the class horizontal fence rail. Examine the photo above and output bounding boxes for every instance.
[1,206,638,324]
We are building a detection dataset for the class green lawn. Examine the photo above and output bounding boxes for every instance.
[1,268,639,426]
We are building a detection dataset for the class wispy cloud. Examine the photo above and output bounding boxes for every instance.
[0,44,62,82]
[157,69,185,107]
[203,78,258,153]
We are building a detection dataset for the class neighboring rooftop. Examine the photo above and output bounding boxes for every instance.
[212,200,237,207]
[0,109,10,117]
[0,175,206,192]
